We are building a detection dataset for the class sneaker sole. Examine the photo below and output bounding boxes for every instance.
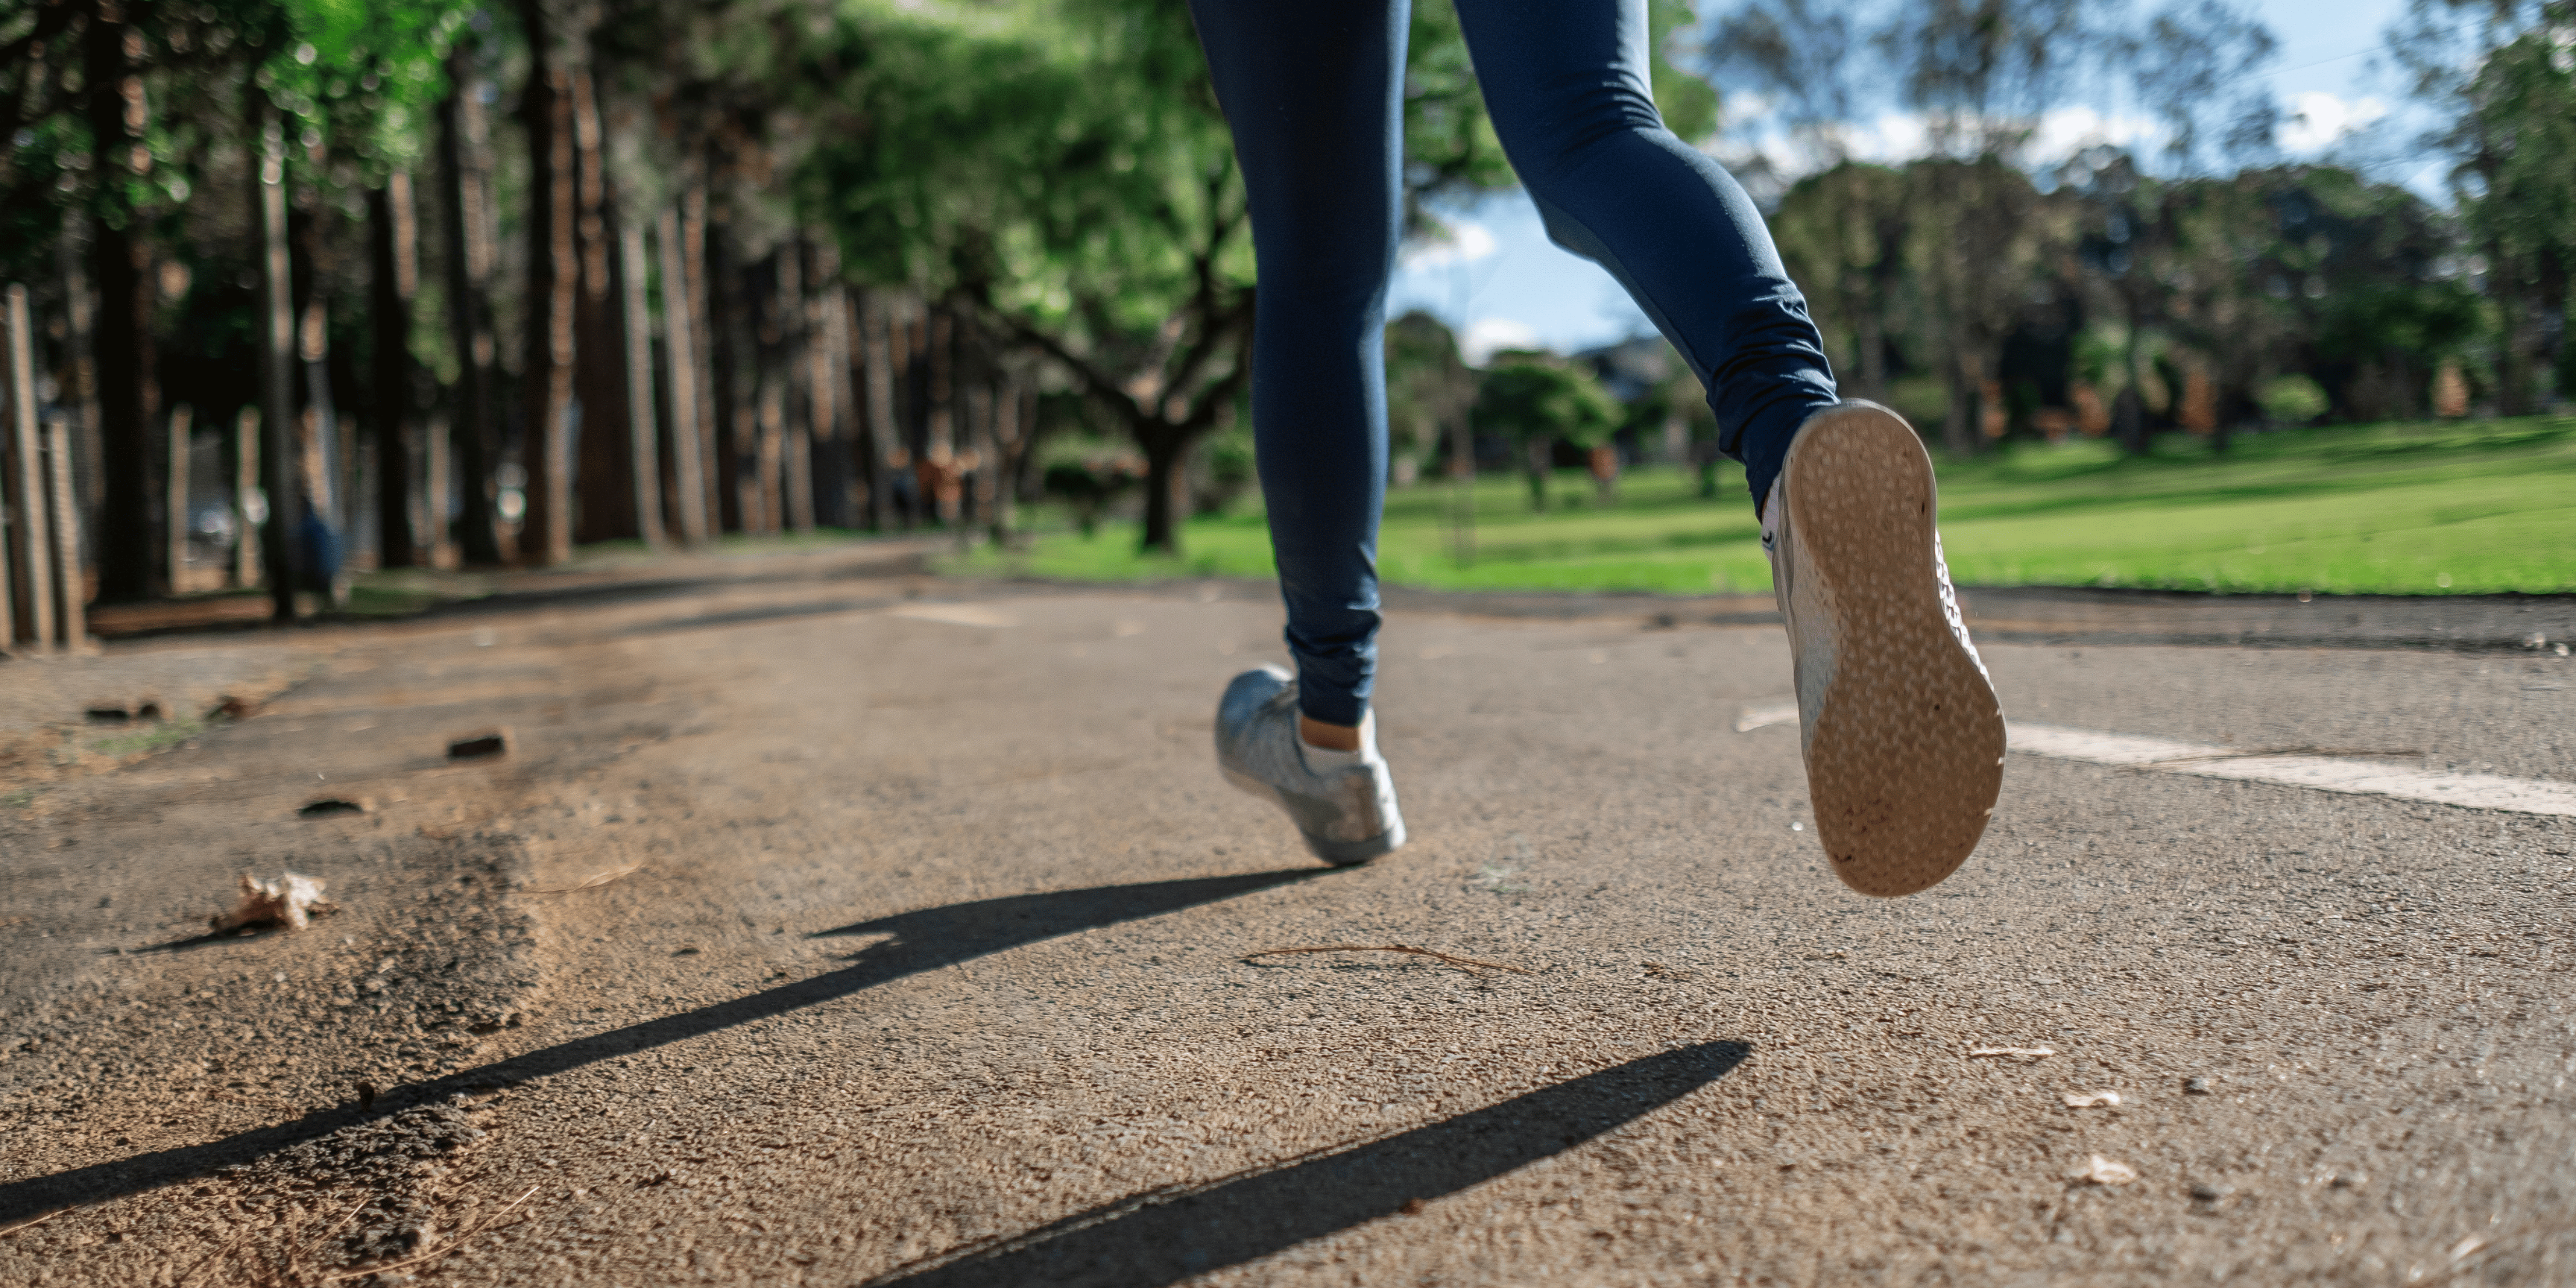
[1782,404,2005,897]
[1220,768,1405,866]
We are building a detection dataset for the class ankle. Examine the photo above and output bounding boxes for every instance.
[1298,714,1363,752]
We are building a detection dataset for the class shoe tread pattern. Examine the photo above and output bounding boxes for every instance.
[1786,406,2005,896]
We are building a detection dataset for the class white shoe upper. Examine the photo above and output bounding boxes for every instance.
[1213,666,1406,865]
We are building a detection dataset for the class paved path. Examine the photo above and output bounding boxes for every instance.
[3,553,2572,1286]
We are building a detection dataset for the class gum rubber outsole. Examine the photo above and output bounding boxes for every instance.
[1783,405,2006,897]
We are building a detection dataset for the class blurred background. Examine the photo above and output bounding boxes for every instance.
[1,0,2569,643]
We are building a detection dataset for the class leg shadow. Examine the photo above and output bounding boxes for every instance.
[868,1041,1752,1287]
[0,868,1327,1223]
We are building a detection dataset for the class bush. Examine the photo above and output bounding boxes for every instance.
[2256,374,2329,424]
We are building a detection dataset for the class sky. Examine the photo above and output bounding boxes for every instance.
[1387,0,2428,362]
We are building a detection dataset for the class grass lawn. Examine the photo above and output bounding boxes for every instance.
[951,416,2576,597]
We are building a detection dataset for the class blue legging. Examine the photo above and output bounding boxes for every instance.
[1193,0,1838,726]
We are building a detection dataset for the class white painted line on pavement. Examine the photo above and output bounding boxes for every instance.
[1734,700,1800,733]
[1734,701,2576,818]
[2004,722,2576,817]
[888,603,1017,628]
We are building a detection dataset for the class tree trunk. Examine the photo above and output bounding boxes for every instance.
[438,46,504,566]
[707,212,747,533]
[1853,308,1887,404]
[926,306,956,525]
[165,404,190,592]
[805,239,855,529]
[681,182,722,533]
[1942,346,1979,458]
[252,98,300,619]
[80,3,151,599]
[617,218,665,548]
[2118,308,2150,455]
[4,285,53,648]
[2490,240,2533,417]
[654,206,709,544]
[778,239,815,533]
[87,227,156,601]
[1524,434,1550,511]
[988,374,1024,541]
[518,6,578,566]
[367,174,420,568]
[1139,426,1190,554]
[860,290,898,531]
[570,66,634,544]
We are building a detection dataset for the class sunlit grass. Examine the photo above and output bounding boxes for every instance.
[92,716,206,757]
[951,417,2576,596]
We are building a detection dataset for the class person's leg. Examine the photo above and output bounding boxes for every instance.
[1450,0,1838,507]
[1193,0,1410,865]
[1188,0,1406,733]
[1453,1,2002,897]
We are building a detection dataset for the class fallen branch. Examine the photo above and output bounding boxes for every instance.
[1242,944,1531,974]
[521,864,642,896]
[0,1205,72,1240]
[319,1184,539,1284]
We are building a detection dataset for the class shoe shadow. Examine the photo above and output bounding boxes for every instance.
[863,1041,1749,1287]
[0,868,1328,1225]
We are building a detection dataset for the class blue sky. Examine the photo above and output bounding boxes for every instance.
[1389,0,2429,361]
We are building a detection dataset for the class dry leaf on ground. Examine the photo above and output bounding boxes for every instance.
[210,871,338,932]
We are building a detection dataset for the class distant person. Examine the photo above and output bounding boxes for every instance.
[1203,0,2004,896]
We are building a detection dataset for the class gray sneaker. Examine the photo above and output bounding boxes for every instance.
[1213,666,1406,865]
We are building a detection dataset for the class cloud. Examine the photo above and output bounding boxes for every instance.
[1399,221,1500,271]
[1459,317,1541,366]
[2027,107,2162,158]
[1717,106,2163,179]
[2279,92,2387,152]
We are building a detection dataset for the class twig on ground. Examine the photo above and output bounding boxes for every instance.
[177,1213,269,1288]
[294,1195,373,1269]
[521,864,643,895]
[0,1205,72,1240]
[1242,944,1532,974]
[318,1183,540,1284]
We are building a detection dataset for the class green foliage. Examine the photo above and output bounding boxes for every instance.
[1383,311,1475,473]
[261,0,473,176]
[1473,353,1624,449]
[92,715,207,757]
[2256,375,2329,424]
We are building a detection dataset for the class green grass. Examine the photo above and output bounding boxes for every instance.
[92,715,206,757]
[951,417,2576,596]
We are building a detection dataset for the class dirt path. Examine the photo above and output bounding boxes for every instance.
[4,555,2572,1285]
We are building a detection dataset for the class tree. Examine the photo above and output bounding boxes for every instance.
[1770,162,1910,403]
[2389,0,2572,413]
[1471,351,1623,511]
[1383,311,1475,484]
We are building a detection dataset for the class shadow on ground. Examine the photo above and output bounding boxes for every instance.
[865,1041,1752,1287]
[0,868,1330,1223]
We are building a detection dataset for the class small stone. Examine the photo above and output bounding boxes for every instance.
[446,730,508,760]
[2189,1182,2229,1202]
[2183,1076,2214,1095]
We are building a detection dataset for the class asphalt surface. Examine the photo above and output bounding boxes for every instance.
[3,548,2572,1287]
